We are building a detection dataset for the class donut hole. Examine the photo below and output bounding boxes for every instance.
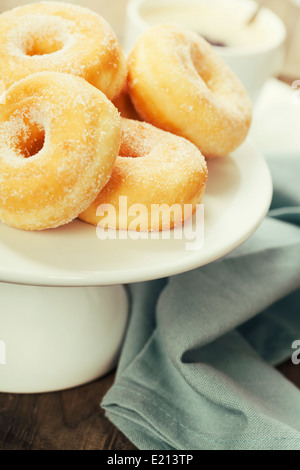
[119,127,152,158]
[16,123,45,158]
[119,148,140,158]
[9,15,70,58]
[25,37,64,56]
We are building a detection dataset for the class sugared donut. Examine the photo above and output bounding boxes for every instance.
[79,118,208,231]
[0,2,126,100]
[127,25,252,158]
[0,72,121,231]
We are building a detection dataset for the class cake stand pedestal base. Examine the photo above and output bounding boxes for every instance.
[0,283,128,393]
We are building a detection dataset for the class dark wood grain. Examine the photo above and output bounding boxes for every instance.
[0,372,136,450]
[0,362,299,450]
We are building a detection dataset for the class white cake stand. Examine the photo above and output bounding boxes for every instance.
[0,140,272,393]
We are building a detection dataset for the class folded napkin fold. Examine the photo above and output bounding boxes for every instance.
[102,80,300,450]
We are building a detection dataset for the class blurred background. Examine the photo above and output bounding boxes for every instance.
[0,0,299,79]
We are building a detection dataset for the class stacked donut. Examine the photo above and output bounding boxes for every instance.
[0,2,252,232]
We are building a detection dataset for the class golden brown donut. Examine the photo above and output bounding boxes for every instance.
[0,2,126,100]
[0,72,121,231]
[79,118,208,231]
[127,25,252,158]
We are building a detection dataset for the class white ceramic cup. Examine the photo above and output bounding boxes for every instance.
[124,0,286,103]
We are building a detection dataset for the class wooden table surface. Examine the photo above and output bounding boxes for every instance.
[0,361,299,450]
[0,372,136,450]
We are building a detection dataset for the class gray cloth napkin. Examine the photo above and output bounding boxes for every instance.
[102,149,300,450]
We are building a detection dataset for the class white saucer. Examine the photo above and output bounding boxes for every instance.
[0,139,273,287]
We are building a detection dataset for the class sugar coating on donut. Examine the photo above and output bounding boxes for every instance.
[119,120,207,193]
[0,72,121,230]
[7,14,77,58]
[127,25,252,158]
[79,118,208,231]
[0,2,127,99]
[0,73,100,163]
